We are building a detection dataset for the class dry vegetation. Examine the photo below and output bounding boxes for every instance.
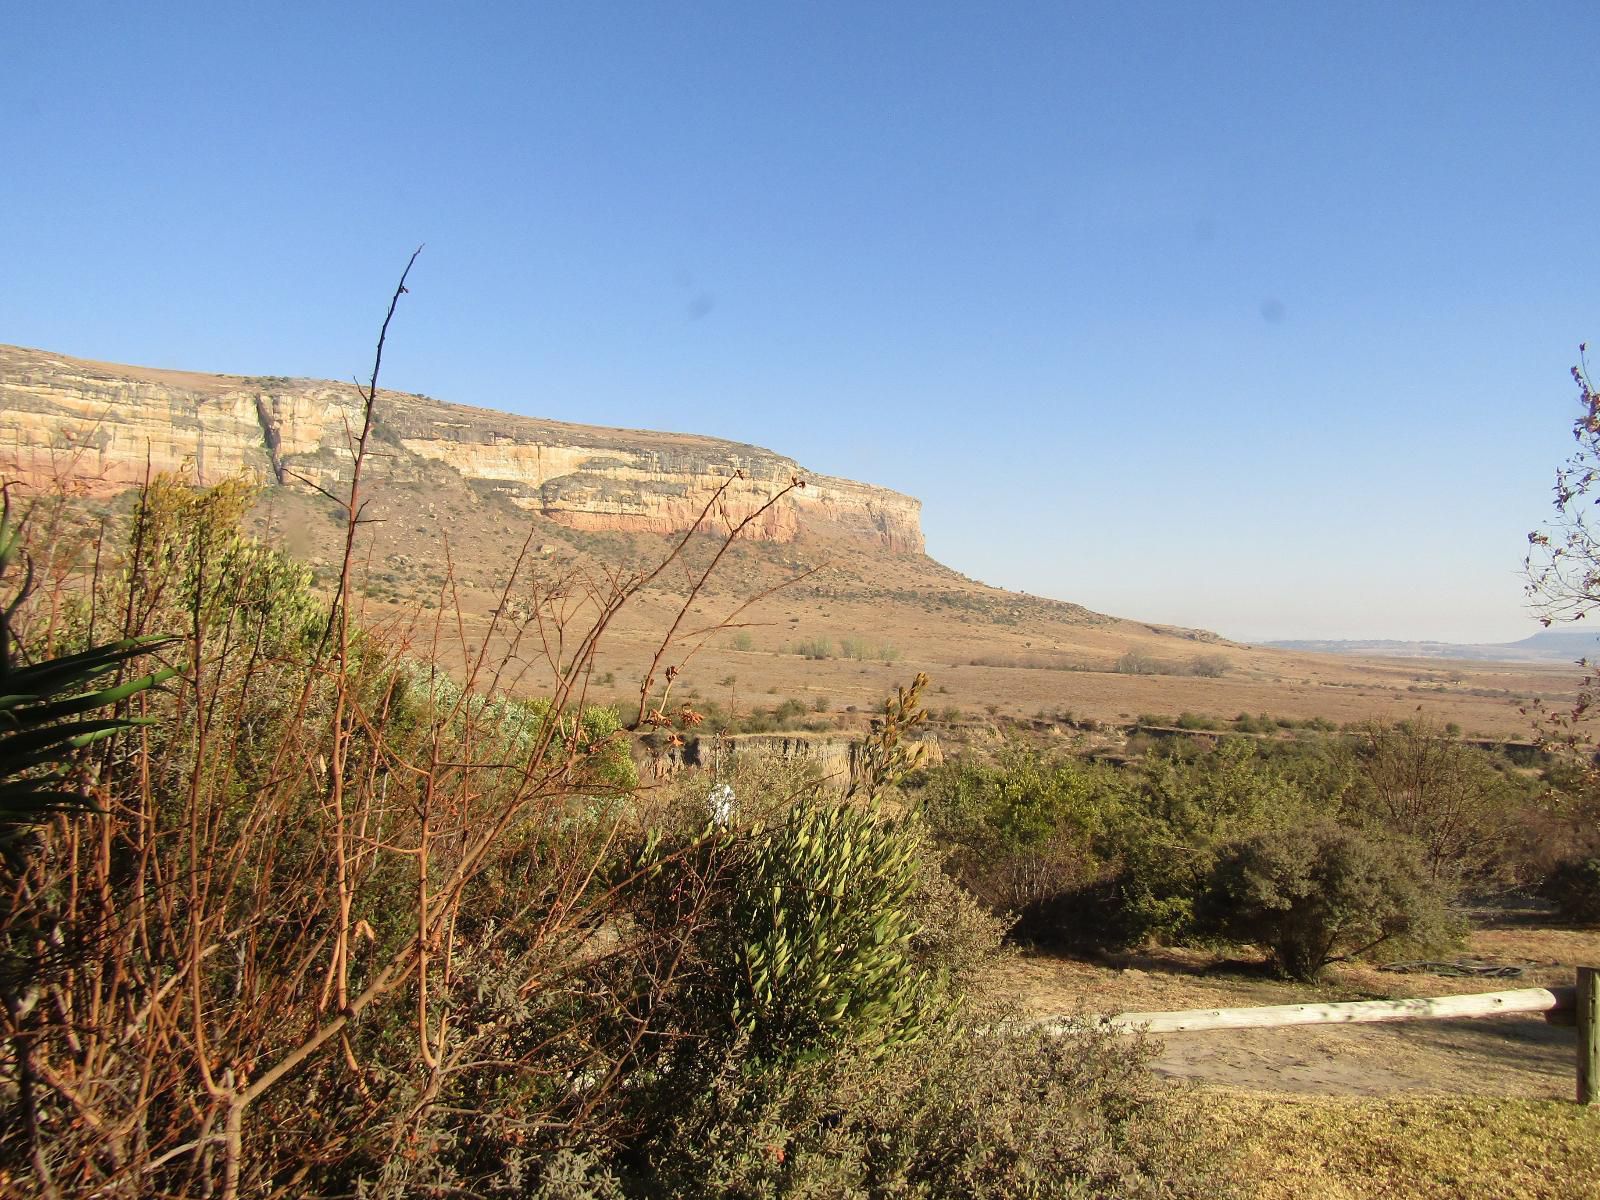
[7,305,1600,1197]
[239,462,1583,743]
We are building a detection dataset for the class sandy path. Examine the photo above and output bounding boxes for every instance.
[1147,1013,1575,1098]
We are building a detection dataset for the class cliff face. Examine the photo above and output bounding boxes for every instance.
[0,345,924,553]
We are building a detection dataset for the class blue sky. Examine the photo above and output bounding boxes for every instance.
[4,2,1597,642]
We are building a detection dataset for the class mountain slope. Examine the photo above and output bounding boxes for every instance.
[0,343,1577,737]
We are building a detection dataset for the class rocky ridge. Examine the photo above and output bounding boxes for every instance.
[0,344,923,553]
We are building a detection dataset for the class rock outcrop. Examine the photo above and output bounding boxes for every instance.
[0,344,923,553]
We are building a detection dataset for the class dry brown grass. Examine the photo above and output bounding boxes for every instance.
[1009,921,1600,1196]
[263,470,1582,740]
[1194,1091,1600,1200]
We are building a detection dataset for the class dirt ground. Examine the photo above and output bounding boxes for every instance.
[993,918,1600,1100]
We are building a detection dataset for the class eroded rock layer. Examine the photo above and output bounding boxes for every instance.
[0,344,923,553]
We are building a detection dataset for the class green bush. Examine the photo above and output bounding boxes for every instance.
[1202,821,1457,980]
[1076,740,1314,949]
[727,800,941,1063]
[918,748,1114,915]
[1232,712,1276,734]
[622,795,952,1075]
[1541,857,1600,924]
[916,739,1324,953]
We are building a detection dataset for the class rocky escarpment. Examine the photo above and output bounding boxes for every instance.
[0,344,924,553]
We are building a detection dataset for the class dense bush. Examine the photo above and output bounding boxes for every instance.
[626,1022,1227,1199]
[1201,821,1457,980]
[604,781,1227,1198]
[916,720,1567,964]
[726,800,942,1062]
[1541,856,1600,924]
[918,747,1115,915]
[918,739,1322,951]
[0,475,732,1196]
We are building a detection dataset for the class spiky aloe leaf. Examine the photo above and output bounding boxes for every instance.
[0,628,178,856]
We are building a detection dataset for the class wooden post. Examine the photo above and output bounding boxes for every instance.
[1580,966,1600,1106]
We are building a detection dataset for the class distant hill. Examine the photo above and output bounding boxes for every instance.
[1263,626,1600,663]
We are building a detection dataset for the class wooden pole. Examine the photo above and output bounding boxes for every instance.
[1580,966,1599,1106]
[1036,985,1575,1037]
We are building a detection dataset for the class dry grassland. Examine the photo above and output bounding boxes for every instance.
[253,476,1582,740]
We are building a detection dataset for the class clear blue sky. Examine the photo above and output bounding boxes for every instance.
[5,2,1597,642]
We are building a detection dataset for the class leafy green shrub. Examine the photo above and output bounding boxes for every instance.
[622,795,948,1076]
[770,697,809,727]
[1083,740,1315,949]
[920,738,1322,953]
[1232,712,1277,734]
[1202,821,1457,980]
[726,800,940,1063]
[918,748,1114,916]
[1541,857,1600,924]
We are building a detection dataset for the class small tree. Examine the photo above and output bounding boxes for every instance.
[1114,648,1158,675]
[1528,345,1600,627]
[847,671,930,802]
[1349,719,1517,888]
[1203,821,1455,981]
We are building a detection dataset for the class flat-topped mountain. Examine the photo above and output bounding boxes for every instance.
[0,343,1579,738]
[0,343,922,553]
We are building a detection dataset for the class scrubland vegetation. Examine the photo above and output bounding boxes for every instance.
[9,470,1600,1198]
[6,337,1600,1198]
[0,465,1233,1197]
[908,720,1600,980]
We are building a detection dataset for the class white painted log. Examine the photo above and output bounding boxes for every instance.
[1036,985,1576,1036]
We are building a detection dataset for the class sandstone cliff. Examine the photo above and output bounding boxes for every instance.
[0,344,923,553]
